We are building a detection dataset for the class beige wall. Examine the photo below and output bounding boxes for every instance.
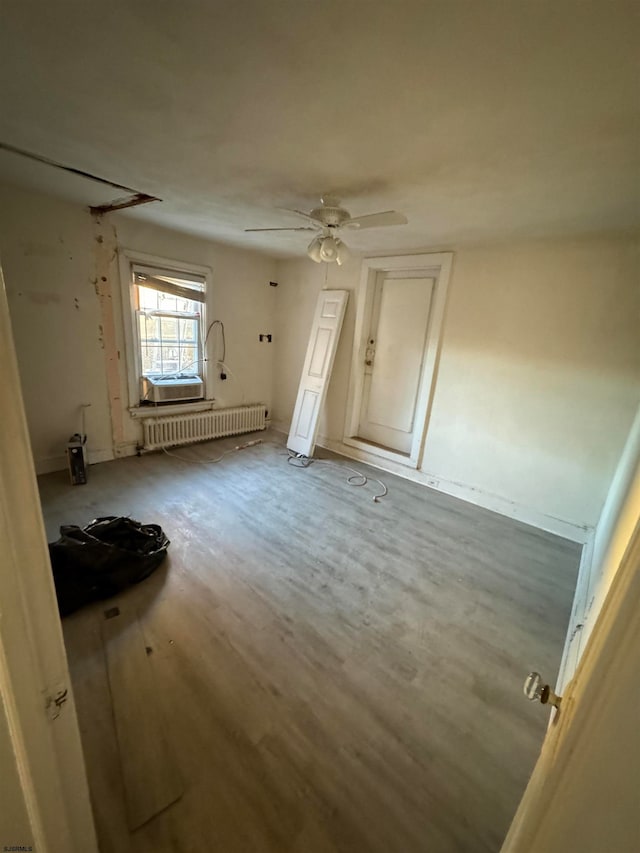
[0,183,277,472]
[273,235,640,535]
[110,215,278,452]
[0,185,113,471]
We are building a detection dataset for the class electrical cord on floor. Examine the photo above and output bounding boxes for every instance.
[162,436,388,502]
[162,438,262,465]
[286,450,388,503]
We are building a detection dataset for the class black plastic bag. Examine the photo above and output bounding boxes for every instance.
[48,516,170,616]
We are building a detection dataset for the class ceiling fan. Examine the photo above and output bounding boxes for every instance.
[245,196,408,265]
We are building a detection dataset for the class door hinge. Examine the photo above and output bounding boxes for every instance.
[45,687,69,721]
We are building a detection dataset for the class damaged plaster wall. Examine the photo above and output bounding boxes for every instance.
[0,182,278,472]
[0,183,113,472]
[92,215,126,453]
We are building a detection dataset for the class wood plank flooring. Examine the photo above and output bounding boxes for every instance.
[38,432,581,853]
[102,605,183,830]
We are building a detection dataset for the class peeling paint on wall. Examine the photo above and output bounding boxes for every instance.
[92,215,124,448]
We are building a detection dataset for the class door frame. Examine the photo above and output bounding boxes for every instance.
[343,252,453,468]
[0,264,98,851]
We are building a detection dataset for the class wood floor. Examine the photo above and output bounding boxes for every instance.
[38,432,581,853]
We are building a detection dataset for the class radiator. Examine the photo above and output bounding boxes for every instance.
[142,404,267,451]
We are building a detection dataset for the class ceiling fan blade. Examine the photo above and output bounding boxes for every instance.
[244,226,317,232]
[279,207,324,225]
[342,210,408,230]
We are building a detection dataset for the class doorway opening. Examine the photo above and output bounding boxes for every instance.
[344,253,453,468]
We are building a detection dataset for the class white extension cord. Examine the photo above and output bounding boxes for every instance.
[162,438,262,465]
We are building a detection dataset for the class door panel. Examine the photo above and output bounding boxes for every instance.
[309,327,332,377]
[358,275,434,453]
[288,290,348,457]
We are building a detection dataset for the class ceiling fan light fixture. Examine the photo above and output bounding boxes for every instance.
[335,238,349,266]
[307,236,323,263]
[307,234,350,265]
[319,235,339,262]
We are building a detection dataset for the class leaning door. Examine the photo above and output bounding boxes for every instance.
[287,289,348,457]
[358,272,434,454]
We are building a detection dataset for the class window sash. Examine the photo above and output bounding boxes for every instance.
[137,310,202,378]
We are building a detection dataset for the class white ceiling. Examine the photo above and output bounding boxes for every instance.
[0,1,638,258]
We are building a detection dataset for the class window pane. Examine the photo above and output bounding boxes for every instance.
[139,314,160,343]
[139,312,200,377]
[181,319,196,341]
[180,346,197,372]
[141,345,163,375]
[160,316,179,340]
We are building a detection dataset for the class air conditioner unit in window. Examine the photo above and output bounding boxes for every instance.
[141,375,204,404]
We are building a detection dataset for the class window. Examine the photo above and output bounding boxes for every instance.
[130,263,207,404]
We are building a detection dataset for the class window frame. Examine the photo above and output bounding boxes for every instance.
[118,249,214,411]
[134,268,205,383]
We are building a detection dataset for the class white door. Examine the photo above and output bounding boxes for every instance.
[0,261,98,851]
[287,289,348,457]
[357,272,435,454]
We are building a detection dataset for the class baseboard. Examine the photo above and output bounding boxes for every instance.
[35,455,68,475]
[316,435,592,544]
[271,420,290,437]
[35,447,115,475]
[89,448,116,465]
[113,440,140,459]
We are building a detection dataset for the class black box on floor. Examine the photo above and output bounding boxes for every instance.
[67,433,87,485]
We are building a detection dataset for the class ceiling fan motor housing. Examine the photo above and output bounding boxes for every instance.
[310,202,350,228]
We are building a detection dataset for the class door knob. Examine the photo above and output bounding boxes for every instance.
[524,672,562,709]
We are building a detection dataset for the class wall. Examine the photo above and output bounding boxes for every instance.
[0,183,277,472]
[273,234,640,537]
[0,184,113,472]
